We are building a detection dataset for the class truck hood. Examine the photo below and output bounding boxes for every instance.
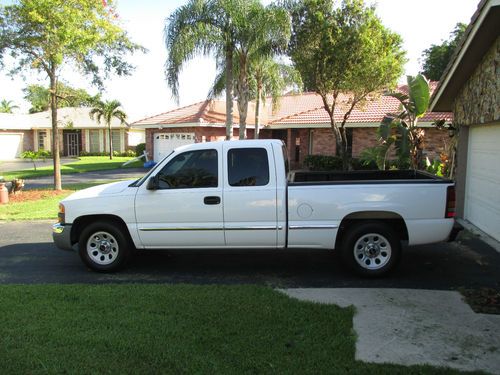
[62,180,137,202]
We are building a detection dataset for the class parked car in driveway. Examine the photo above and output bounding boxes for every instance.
[53,139,459,276]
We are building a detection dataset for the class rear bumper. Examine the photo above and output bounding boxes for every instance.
[52,223,75,251]
[448,222,464,242]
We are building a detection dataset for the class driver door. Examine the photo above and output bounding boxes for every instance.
[134,146,225,248]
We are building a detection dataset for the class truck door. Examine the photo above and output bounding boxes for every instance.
[222,144,279,247]
[134,146,225,248]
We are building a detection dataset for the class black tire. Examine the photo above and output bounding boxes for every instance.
[340,221,401,277]
[78,221,131,272]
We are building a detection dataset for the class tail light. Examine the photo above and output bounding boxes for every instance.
[445,186,456,218]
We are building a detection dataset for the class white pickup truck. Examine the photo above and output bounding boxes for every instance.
[53,139,459,277]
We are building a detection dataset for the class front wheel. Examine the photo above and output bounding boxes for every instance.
[340,222,401,277]
[78,221,131,272]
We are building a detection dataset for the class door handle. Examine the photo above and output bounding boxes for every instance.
[204,196,221,205]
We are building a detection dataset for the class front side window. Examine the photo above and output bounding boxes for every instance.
[228,148,269,187]
[156,149,218,189]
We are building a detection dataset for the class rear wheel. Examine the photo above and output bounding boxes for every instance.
[340,222,401,277]
[78,221,131,272]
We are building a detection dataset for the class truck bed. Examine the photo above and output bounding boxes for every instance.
[289,169,452,184]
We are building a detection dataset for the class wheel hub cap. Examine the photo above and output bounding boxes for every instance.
[354,233,392,270]
[86,231,119,266]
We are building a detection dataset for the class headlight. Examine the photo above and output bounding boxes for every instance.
[58,203,65,224]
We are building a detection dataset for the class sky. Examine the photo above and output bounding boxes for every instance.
[0,0,480,122]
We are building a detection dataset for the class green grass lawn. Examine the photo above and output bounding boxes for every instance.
[0,182,117,221]
[1,156,144,180]
[0,284,466,374]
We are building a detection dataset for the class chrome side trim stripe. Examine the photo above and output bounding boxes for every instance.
[140,226,283,232]
[289,224,339,230]
[225,226,283,231]
[139,227,223,232]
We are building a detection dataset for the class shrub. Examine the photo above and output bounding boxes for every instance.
[303,155,343,171]
[135,143,146,156]
[79,151,108,157]
[122,149,136,157]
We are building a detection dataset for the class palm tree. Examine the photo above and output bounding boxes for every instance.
[165,0,240,140]
[231,3,291,139]
[248,59,302,139]
[0,99,19,113]
[165,1,290,140]
[211,57,302,139]
[89,100,127,160]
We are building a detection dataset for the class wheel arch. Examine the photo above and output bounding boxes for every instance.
[70,214,133,246]
[335,211,408,250]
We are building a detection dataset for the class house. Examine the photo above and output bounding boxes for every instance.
[132,84,452,168]
[0,107,145,160]
[430,0,500,243]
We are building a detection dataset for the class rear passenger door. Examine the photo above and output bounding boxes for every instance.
[222,144,278,247]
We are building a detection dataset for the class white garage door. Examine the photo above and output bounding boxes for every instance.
[0,133,23,160]
[465,124,500,242]
[154,133,195,162]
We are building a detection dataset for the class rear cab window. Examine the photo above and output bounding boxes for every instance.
[227,148,269,187]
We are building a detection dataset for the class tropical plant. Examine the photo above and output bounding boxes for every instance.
[286,0,406,170]
[378,74,431,170]
[20,150,49,171]
[165,0,290,140]
[420,23,467,81]
[89,100,127,160]
[0,0,144,190]
[0,99,18,113]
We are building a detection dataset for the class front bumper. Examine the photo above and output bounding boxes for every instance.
[52,223,75,251]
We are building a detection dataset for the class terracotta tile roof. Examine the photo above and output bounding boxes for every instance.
[131,83,452,128]
[132,100,256,126]
[267,82,452,126]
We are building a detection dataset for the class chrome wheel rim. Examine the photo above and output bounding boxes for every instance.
[354,233,392,270]
[86,231,119,266]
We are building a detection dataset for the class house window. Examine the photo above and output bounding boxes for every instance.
[38,130,47,150]
[112,130,122,153]
[89,130,100,153]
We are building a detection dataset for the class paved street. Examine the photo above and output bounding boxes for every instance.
[0,220,499,287]
[24,168,147,189]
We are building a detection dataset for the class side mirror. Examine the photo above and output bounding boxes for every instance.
[146,175,159,190]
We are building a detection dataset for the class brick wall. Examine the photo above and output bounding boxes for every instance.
[304,126,448,164]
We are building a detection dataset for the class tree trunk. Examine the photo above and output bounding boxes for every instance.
[339,126,350,171]
[237,53,248,140]
[108,123,113,160]
[49,71,62,191]
[225,44,234,140]
[254,84,262,139]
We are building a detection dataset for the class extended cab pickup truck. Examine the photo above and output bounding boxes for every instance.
[53,139,459,276]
